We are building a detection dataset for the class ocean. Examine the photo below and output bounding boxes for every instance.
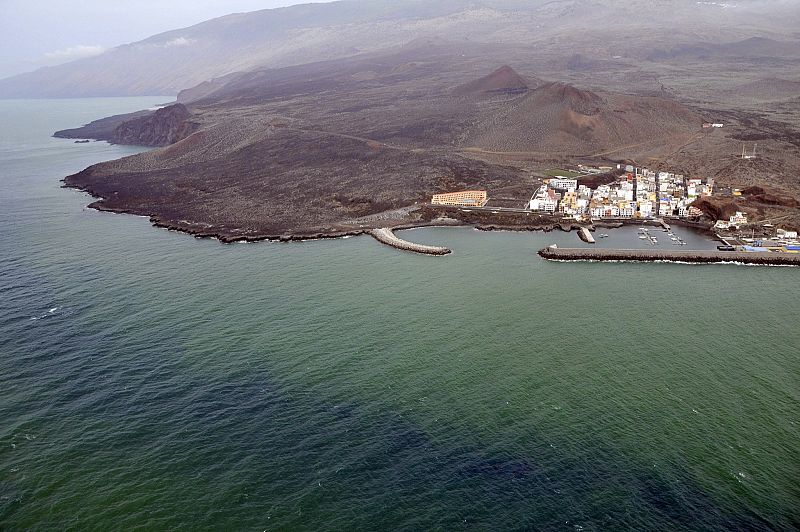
[0,98,798,530]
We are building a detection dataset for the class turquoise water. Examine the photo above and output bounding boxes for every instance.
[1,98,798,530]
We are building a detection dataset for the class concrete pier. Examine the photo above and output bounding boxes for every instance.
[539,246,800,266]
[370,228,451,255]
[578,227,595,244]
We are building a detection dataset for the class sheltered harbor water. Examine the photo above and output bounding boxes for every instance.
[1,98,798,530]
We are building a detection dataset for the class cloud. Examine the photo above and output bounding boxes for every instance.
[129,36,196,51]
[164,37,194,47]
[42,44,106,62]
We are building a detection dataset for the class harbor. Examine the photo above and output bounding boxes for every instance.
[579,223,717,250]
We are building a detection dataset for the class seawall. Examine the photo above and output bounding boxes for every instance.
[578,227,596,243]
[370,228,451,255]
[538,247,800,266]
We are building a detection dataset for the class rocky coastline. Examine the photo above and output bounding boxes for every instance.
[66,179,718,251]
[63,176,614,246]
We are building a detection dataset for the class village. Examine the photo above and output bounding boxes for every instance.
[429,163,800,253]
[526,165,714,221]
[431,164,724,222]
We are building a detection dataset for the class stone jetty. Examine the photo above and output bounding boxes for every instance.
[370,228,451,255]
[578,227,595,243]
[539,246,800,266]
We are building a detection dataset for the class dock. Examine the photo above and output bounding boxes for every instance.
[370,228,451,255]
[578,227,596,244]
[538,246,800,266]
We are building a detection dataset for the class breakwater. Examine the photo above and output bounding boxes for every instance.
[578,227,596,243]
[539,246,800,266]
[370,228,451,255]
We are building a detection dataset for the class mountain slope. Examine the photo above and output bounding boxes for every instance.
[2,0,799,97]
[463,81,702,154]
[57,50,716,239]
[0,1,536,97]
[453,65,532,96]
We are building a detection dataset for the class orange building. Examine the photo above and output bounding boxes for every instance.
[431,190,488,207]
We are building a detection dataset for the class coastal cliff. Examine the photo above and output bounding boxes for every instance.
[112,104,196,147]
[55,103,196,147]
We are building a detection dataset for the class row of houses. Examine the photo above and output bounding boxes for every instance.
[529,167,715,219]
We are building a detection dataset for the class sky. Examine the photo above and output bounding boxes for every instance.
[0,0,337,79]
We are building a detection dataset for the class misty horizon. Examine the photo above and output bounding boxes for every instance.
[0,0,337,79]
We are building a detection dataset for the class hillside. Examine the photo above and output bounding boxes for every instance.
[646,37,800,62]
[58,49,742,240]
[453,65,532,97]
[728,78,800,102]
[36,0,800,238]
[463,81,702,154]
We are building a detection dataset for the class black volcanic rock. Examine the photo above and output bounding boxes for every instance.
[54,104,196,147]
[55,110,153,142]
[112,104,196,147]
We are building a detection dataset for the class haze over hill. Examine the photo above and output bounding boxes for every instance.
[1,0,799,98]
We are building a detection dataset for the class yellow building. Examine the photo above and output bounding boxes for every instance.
[431,190,488,207]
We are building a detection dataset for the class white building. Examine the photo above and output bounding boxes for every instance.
[715,211,748,230]
[730,211,748,226]
[639,201,654,218]
[619,204,636,218]
[529,189,558,213]
[548,178,578,191]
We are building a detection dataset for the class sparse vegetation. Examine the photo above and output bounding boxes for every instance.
[542,168,581,178]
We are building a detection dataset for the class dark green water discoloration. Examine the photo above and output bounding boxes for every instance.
[1,99,798,530]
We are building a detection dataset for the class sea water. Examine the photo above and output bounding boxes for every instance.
[0,98,798,530]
